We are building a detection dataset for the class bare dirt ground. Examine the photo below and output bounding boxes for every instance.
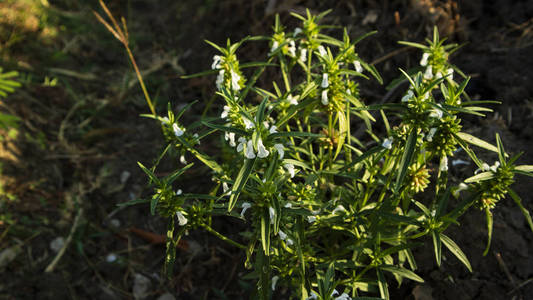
[0,0,532,299]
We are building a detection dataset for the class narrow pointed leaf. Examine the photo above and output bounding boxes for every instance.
[440,233,472,272]
[395,130,417,193]
[229,158,256,211]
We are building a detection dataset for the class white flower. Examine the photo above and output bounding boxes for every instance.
[176,211,188,226]
[429,104,443,118]
[335,293,351,300]
[274,143,284,159]
[424,65,433,80]
[160,117,170,125]
[284,163,295,178]
[353,60,363,73]
[307,215,316,223]
[420,52,430,66]
[475,162,491,174]
[242,116,255,129]
[382,137,393,149]
[180,154,187,164]
[278,230,288,240]
[236,137,246,152]
[332,205,346,215]
[257,138,270,158]
[427,127,437,142]
[225,132,236,147]
[446,68,454,81]
[262,121,270,129]
[288,40,296,57]
[216,69,225,90]
[287,94,298,105]
[401,90,414,102]
[436,71,443,79]
[284,202,292,208]
[269,206,275,223]
[321,73,329,88]
[440,156,449,172]
[294,27,302,36]
[230,69,241,91]
[299,48,307,62]
[306,292,318,300]
[240,202,251,218]
[193,133,200,144]
[453,182,468,197]
[270,40,279,54]
[271,276,279,291]
[422,92,430,101]
[212,55,222,69]
[176,189,183,196]
[245,139,256,159]
[286,238,294,246]
[173,123,185,137]
[332,290,339,297]
[317,45,327,57]
[221,105,230,119]
[222,182,231,196]
[321,89,329,105]
[490,161,500,172]
[269,125,278,134]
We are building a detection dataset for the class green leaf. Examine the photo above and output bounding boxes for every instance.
[398,41,428,49]
[483,208,493,256]
[380,265,424,283]
[456,132,499,153]
[180,68,219,79]
[514,165,533,173]
[508,189,533,232]
[440,233,472,272]
[395,129,417,193]
[137,162,160,185]
[432,231,442,267]
[116,197,150,207]
[464,171,494,183]
[150,194,161,216]
[228,158,256,211]
[201,120,248,136]
[260,208,270,255]
[269,131,323,139]
[376,268,389,300]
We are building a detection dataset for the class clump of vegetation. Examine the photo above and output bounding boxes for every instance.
[98,3,533,299]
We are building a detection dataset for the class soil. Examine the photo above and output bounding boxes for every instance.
[0,0,532,299]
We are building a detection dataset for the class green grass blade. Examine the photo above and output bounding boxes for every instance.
[394,129,417,193]
[508,189,533,232]
[440,233,472,272]
[228,158,256,211]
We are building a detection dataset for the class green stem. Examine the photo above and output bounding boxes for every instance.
[201,223,247,249]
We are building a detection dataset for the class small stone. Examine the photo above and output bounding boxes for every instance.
[109,218,121,228]
[120,171,131,184]
[132,273,151,300]
[50,237,65,253]
[106,253,118,263]
[0,245,21,268]
[157,293,176,300]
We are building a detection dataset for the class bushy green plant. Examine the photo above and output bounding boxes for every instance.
[104,7,533,299]
[0,67,21,129]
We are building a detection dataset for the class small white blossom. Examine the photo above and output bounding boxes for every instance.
[284,163,295,178]
[490,161,500,172]
[245,139,256,159]
[160,117,170,125]
[225,132,236,147]
[424,65,433,80]
[446,68,454,81]
[271,276,279,291]
[240,202,251,218]
[335,293,351,300]
[269,125,278,134]
[216,69,225,90]
[221,105,230,119]
[332,290,339,297]
[257,138,270,158]
[299,48,307,62]
[306,292,318,300]
[307,215,316,223]
[173,123,185,137]
[332,205,346,215]
[176,211,188,226]
[317,45,327,57]
[420,52,430,66]
[230,69,241,91]
[422,92,430,101]
[274,143,284,159]
[452,159,470,166]
[222,182,231,196]
[284,202,292,208]
[287,94,298,105]
[288,40,296,57]
[429,104,443,118]
[212,55,222,69]
[293,27,302,36]
[401,90,414,102]
[321,73,329,88]
[427,127,437,142]
[242,117,255,129]
[321,89,329,105]
[193,133,200,144]
[236,137,246,152]
[270,40,279,54]
[382,137,393,149]
[475,162,491,174]
[269,206,276,223]
[180,155,187,164]
[440,156,449,172]
[176,189,183,196]
[453,182,468,197]
[436,71,443,79]
[286,238,294,246]
[353,60,363,73]
[278,230,288,240]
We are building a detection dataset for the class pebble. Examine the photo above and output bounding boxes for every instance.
[132,273,151,300]
[120,171,131,184]
[50,237,65,253]
[157,293,176,300]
